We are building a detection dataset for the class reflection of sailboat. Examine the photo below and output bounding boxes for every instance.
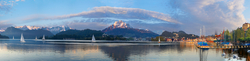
[92,35,96,42]
[35,36,37,40]
[233,54,238,59]
[222,53,225,56]
[199,48,209,61]
[42,35,45,40]
[158,37,161,43]
[248,50,250,53]
[20,33,25,42]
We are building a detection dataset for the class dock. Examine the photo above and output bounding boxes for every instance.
[195,44,250,49]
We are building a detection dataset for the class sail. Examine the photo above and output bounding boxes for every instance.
[42,35,45,40]
[13,36,14,39]
[158,37,160,42]
[92,35,96,42]
[35,36,37,40]
[20,33,25,42]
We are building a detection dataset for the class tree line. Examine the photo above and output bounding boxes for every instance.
[224,28,250,42]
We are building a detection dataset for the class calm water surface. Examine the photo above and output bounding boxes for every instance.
[0,39,249,61]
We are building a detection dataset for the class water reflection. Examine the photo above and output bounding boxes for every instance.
[99,45,180,61]
[0,40,249,61]
[221,49,247,61]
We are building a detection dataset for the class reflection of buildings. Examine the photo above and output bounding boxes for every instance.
[180,42,196,51]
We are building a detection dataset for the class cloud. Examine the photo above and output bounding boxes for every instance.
[23,6,181,24]
[67,22,108,30]
[0,20,13,28]
[20,0,246,35]
[167,0,246,35]
[0,0,23,16]
[0,1,13,15]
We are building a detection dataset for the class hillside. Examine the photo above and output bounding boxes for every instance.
[1,27,54,39]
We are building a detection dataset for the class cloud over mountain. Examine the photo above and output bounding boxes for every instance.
[0,20,12,28]
[16,0,248,35]
[23,6,181,24]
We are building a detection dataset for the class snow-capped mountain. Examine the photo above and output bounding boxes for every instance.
[102,20,159,37]
[40,26,71,34]
[102,20,132,32]
[15,25,40,30]
[0,28,6,33]
[15,25,71,34]
[112,20,132,28]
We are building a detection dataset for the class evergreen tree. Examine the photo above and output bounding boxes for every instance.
[235,28,242,41]
[246,28,250,37]
[224,30,231,41]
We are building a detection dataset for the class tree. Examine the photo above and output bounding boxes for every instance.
[235,28,244,41]
[246,28,250,37]
[238,37,245,41]
[151,36,165,41]
[245,37,250,41]
[224,30,231,41]
[230,30,235,42]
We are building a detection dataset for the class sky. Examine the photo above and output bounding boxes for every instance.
[0,0,250,35]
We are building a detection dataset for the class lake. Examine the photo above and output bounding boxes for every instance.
[0,39,248,61]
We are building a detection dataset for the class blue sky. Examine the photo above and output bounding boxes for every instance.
[0,0,249,35]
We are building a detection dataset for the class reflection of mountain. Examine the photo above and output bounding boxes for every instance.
[99,45,182,61]
[4,42,99,54]
[1,27,54,39]
[3,41,184,61]
[102,20,159,37]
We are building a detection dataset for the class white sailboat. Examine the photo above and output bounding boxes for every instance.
[20,33,25,42]
[35,36,37,40]
[158,37,161,43]
[92,35,96,42]
[13,36,14,39]
[42,35,45,40]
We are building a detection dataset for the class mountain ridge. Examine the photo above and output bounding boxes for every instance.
[1,27,54,39]
[102,20,159,37]
[160,30,199,39]
[14,25,71,34]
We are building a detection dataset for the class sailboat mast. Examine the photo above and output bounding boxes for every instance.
[92,35,96,42]
[200,28,202,38]
[20,33,25,42]
[42,35,45,40]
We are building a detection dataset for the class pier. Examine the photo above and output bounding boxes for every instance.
[195,44,250,49]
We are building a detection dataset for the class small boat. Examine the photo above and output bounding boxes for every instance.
[42,35,45,40]
[233,54,238,59]
[92,35,96,42]
[222,53,225,56]
[20,33,25,42]
[158,37,161,43]
[13,36,14,39]
[197,42,208,46]
[247,50,250,53]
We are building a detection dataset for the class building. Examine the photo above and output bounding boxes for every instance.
[242,23,250,31]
